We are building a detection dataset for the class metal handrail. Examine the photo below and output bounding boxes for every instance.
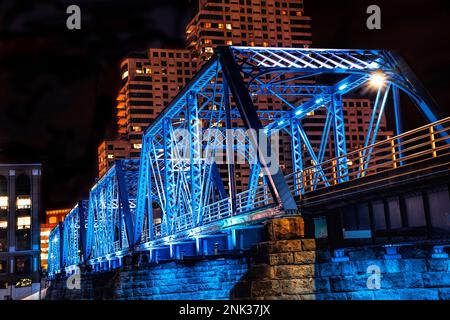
[287,117,450,196]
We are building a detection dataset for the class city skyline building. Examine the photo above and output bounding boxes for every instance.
[98,49,194,177]
[0,164,41,300]
[186,0,312,64]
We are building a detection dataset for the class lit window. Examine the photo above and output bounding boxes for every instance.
[263,42,269,47]
[204,39,212,45]
[204,22,211,28]
[144,68,152,74]
[17,216,31,230]
[296,11,303,16]
[0,221,7,229]
[307,111,315,116]
[107,154,114,160]
[133,144,142,150]
[218,23,224,29]
[121,70,129,79]
[16,196,31,209]
[225,23,232,30]
[250,41,255,47]
[136,69,143,74]
[282,10,287,15]
[132,126,142,132]
[205,47,214,53]
[226,40,233,46]
[49,217,57,224]
[0,196,8,210]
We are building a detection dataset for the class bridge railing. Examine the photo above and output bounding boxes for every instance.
[141,183,274,242]
[236,184,273,213]
[286,117,450,196]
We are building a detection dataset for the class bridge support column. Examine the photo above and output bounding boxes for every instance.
[170,242,196,259]
[227,229,240,251]
[195,235,228,255]
[153,247,170,262]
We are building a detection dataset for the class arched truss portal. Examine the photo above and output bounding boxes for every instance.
[48,223,63,277]
[84,160,139,263]
[134,46,447,246]
[62,201,88,269]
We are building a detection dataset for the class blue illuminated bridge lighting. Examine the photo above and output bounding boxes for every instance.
[47,46,449,277]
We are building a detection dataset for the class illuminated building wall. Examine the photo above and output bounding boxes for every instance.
[40,208,70,271]
[98,140,130,179]
[186,0,312,65]
[0,164,41,300]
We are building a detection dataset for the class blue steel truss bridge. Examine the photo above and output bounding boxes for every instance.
[48,46,450,277]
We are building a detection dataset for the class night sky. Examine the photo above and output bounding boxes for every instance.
[0,0,449,219]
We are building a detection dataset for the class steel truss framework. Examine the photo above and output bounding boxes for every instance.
[85,159,139,264]
[48,46,447,276]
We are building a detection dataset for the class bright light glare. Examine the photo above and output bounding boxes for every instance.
[370,72,386,88]
[338,84,348,91]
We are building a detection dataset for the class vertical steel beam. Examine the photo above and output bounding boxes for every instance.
[290,118,303,196]
[331,94,348,182]
[78,201,88,263]
[116,160,135,248]
[217,46,297,211]
[392,86,404,165]
[134,138,149,244]
[85,191,95,260]
[163,118,176,234]
[58,222,64,273]
[187,92,203,225]
[146,154,154,241]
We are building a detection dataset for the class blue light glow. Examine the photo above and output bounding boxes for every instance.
[339,84,348,91]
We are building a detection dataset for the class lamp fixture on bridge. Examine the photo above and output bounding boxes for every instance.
[370,72,387,88]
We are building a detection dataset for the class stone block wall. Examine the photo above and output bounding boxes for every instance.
[45,256,249,300]
[232,239,450,300]
[45,218,450,300]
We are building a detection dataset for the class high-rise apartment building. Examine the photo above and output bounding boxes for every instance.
[97,49,194,177]
[186,0,312,64]
[40,208,70,271]
[0,164,41,300]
